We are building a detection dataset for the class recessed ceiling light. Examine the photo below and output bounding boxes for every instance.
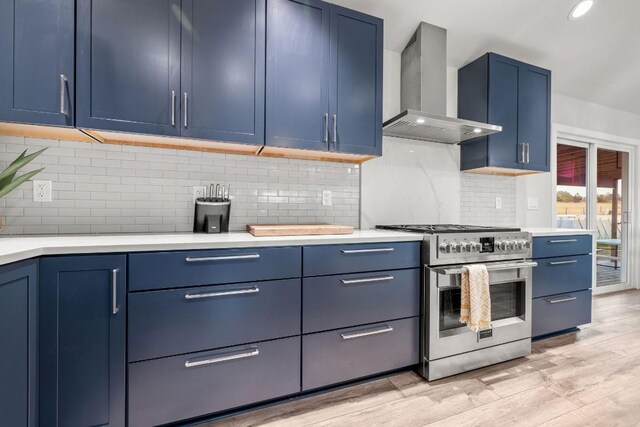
[416,118,425,124]
[568,0,594,20]
[473,128,482,134]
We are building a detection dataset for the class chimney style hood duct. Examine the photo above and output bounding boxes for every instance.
[383,22,501,144]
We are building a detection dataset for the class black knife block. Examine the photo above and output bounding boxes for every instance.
[193,199,231,233]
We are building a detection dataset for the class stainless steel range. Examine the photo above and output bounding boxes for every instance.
[376,224,537,380]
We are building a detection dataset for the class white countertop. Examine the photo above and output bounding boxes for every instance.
[0,230,423,266]
[521,227,596,237]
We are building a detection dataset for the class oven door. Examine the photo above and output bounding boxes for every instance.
[425,261,536,361]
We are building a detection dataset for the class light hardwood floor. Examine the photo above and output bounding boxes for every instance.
[204,290,640,427]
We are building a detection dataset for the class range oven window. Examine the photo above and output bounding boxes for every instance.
[439,281,524,331]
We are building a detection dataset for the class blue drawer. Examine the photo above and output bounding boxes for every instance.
[129,279,301,362]
[303,269,420,333]
[303,242,420,277]
[532,234,592,259]
[532,255,592,298]
[302,317,419,391]
[129,336,300,427]
[532,289,592,338]
[129,247,301,290]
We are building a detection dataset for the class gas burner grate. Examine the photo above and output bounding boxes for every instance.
[375,224,521,234]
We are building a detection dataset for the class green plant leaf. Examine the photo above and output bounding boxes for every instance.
[0,147,47,183]
[0,168,45,198]
[0,150,27,188]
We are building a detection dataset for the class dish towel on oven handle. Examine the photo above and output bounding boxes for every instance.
[459,264,491,331]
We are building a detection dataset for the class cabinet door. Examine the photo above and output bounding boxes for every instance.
[76,0,181,136]
[487,54,521,169]
[0,261,37,427]
[40,255,126,427]
[0,0,74,126]
[519,64,551,172]
[329,5,383,156]
[266,0,330,151]
[181,0,265,145]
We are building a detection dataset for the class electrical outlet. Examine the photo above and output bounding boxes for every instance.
[528,197,539,210]
[192,186,207,203]
[33,180,52,202]
[495,196,502,210]
[322,190,332,206]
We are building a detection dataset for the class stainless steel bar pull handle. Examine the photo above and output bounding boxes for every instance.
[332,114,337,146]
[435,261,538,276]
[341,248,394,254]
[59,74,68,115]
[324,113,329,144]
[549,239,578,244]
[184,349,259,368]
[112,268,120,315]
[341,275,394,285]
[547,296,577,304]
[519,143,525,163]
[171,90,176,126]
[185,287,259,300]
[185,254,260,262]
[548,260,578,266]
[526,142,530,164]
[341,326,393,340]
[183,92,188,128]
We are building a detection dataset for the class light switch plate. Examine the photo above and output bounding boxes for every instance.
[528,197,539,210]
[33,180,52,202]
[322,190,332,206]
[495,197,502,210]
[192,186,206,203]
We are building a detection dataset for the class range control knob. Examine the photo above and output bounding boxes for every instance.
[471,242,483,252]
[439,243,451,254]
[460,242,470,252]
[450,242,462,253]
[516,240,524,250]
[524,240,532,249]
[497,240,508,251]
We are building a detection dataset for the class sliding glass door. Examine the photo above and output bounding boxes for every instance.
[556,140,632,292]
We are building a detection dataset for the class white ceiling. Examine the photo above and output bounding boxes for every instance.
[331,0,640,116]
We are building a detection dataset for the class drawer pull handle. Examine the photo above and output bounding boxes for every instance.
[184,349,259,368]
[341,275,394,285]
[341,326,393,340]
[547,296,578,304]
[340,248,394,254]
[185,254,260,262]
[548,239,578,244]
[112,268,120,315]
[548,260,578,266]
[185,287,259,300]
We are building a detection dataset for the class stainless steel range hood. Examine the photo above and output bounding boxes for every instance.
[382,22,501,144]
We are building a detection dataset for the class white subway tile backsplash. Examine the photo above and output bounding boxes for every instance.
[460,173,516,227]
[0,136,360,235]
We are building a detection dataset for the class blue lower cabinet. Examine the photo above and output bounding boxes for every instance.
[302,317,419,391]
[129,278,301,362]
[0,260,38,427]
[129,247,301,291]
[532,255,592,298]
[303,242,420,276]
[128,337,301,427]
[39,255,126,427]
[532,290,592,338]
[303,269,420,333]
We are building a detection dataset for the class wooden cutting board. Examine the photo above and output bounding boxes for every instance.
[247,224,354,237]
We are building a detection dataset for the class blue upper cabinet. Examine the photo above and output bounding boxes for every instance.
[181,0,265,145]
[76,0,182,136]
[266,1,383,157]
[329,5,383,156]
[458,53,551,173]
[0,260,37,427]
[0,0,74,126]
[39,255,126,427]
[266,0,330,151]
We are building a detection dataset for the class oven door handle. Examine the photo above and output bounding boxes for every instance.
[432,261,538,276]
